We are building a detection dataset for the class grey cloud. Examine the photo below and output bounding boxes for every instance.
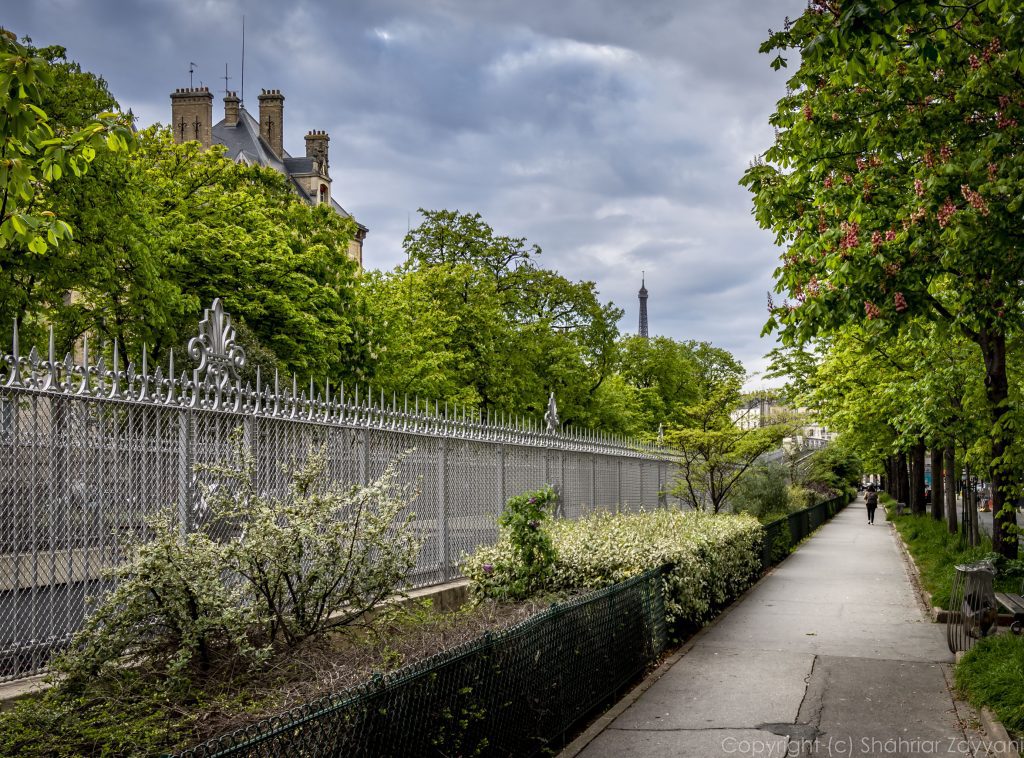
[5,0,805,384]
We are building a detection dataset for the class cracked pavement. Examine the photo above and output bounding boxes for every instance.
[571,499,996,757]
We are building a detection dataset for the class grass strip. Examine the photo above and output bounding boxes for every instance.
[881,493,999,609]
[955,633,1024,734]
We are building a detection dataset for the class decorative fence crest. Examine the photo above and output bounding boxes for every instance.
[187,298,246,392]
[544,391,560,434]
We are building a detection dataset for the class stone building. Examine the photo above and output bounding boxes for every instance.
[169,86,366,266]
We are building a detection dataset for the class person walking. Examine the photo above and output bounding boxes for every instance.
[865,485,879,525]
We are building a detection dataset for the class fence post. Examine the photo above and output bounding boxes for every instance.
[438,437,450,582]
[177,410,191,537]
[658,461,667,508]
[591,454,597,513]
[361,428,370,485]
[498,443,506,508]
[617,459,622,514]
[560,452,566,516]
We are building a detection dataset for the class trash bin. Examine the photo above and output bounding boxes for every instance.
[947,560,998,653]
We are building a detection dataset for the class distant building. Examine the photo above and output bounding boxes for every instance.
[169,86,366,266]
[730,395,837,449]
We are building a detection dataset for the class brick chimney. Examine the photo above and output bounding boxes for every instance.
[223,90,240,128]
[304,130,329,175]
[258,88,284,158]
[170,87,213,147]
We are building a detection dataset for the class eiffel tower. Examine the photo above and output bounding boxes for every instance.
[638,272,649,338]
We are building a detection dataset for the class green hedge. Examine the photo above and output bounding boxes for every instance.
[464,509,764,627]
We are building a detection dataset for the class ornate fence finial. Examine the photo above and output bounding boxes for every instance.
[187,299,246,394]
[544,391,560,434]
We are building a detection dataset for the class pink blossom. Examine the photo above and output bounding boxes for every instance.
[914,179,925,197]
[937,198,957,228]
[823,175,833,188]
[839,221,860,250]
[894,292,908,312]
[969,54,981,70]
[864,301,880,320]
[988,163,999,181]
[803,103,814,121]
[961,184,990,216]
[885,230,897,242]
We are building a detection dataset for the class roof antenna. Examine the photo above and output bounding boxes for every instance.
[240,15,246,106]
[189,61,197,88]
[222,63,231,96]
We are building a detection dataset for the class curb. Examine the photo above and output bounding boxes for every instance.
[887,520,947,622]
[980,707,1021,758]
[0,674,48,712]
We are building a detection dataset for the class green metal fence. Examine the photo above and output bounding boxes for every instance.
[174,566,667,757]
[761,494,848,569]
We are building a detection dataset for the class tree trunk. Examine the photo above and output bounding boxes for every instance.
[930,446,943,520]
[944,446,957,534]
[910,441,926,515]
[978,328,1018,558]
[897,450,909,506]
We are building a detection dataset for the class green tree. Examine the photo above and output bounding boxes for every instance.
[47,127,363,383]
[664,377,793,513]
[370,209,623,426]
[616,335,699,433]
[742,1,1024,556]
[0,29,131,337]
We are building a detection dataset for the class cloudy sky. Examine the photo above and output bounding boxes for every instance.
[8,0,805,387]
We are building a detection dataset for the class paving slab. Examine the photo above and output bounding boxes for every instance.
[581,728,791,758]
[609,646,814,730]
[569,499,992,758]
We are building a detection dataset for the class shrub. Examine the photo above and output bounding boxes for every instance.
[486,486,558,599]
[54,513,260,689]
[465,509,763,627]
[730,462,792,520]
[53,437,421,688]
[203,440,421,648]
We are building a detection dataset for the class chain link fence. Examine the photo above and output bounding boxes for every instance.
[0,300,677,682]
[174,565,668,758]
[761,494,849,569]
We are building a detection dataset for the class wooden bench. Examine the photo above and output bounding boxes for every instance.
[994,591,1024,635]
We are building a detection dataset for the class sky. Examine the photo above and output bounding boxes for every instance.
[7,0,806,388]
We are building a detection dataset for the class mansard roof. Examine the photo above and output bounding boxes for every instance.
[211,107,363,227]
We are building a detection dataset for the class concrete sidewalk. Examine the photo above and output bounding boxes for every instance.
[567,498,998,757]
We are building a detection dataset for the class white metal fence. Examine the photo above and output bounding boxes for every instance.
[0,300,676,682]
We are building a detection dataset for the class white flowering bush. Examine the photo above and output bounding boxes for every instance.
[55,438,420,687]
[464,509,763,627]
[199,439,421,649]
[54,514,262,688]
